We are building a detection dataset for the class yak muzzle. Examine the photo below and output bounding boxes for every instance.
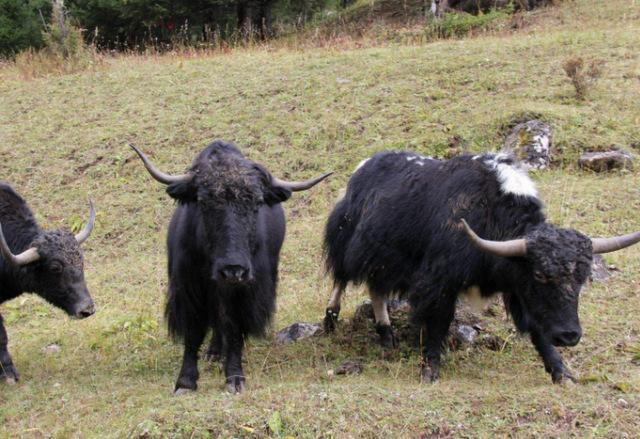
[215,264,252,284]
[71,299,96,320]
[551,329,581,347]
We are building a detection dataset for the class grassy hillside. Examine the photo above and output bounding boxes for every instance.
[0,0,639,436]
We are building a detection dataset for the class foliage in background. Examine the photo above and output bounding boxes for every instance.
[0,0,50,56]
[424,8,511,39]
[13,0,100,78]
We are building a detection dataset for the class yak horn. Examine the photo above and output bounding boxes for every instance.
[460,219,527,258]
[75,200,96,244]
[0,223,40,266]
[273,172,333,192]
[129,144,192,185]
[591,231,640,254]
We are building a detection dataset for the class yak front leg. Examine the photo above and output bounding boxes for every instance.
[174,322,206,394]
[223,320,245,394]
[530,328,576,384]
[324,284,344,332]
[371,294,397,349]
[0,314,18,384]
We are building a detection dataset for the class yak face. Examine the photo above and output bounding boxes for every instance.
[167,146,291,285]
[518,224,592,347]
[24,231,95,319]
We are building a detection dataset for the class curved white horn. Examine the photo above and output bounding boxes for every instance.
[460,219,527,258]
[75,200,96,244]
[0,223,40,266]
[272,172,333,192]
[129,144,192,185]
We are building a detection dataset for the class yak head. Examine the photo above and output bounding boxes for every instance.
[0,203,96,319]
[461,219,640,347]
[130,141,331,286]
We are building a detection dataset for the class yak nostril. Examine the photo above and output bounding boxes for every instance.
[220,265,249,282]
[555,330,581,347]
[76,304,95,319]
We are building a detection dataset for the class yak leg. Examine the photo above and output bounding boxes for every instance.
[324,284,344,332]
[420,294,457,383]
[223,319,245,394]
[371,294,397,349]
[530,328,575,384]
[0,314,18,384]
[174,322,206,394]
[204,325,225,363]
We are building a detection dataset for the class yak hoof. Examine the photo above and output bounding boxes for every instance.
[225,376,245,394]
[174,387,194,396]
[204,351,222,363]
[375,324,398,349]
[420,363,440,384]
[552,370,577,385]
[1,367,19,384]
[324,307,340,333]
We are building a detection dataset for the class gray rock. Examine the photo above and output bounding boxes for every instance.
[579,149,634,172]
[455,325,478,346]
[42,344,61,355]
[501,120,552,170]
[335,360,363,375]
[274,322,323,345]
[353,299,374,322]
[591,254,611,283]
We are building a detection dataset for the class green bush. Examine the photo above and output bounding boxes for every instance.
[425,9,510,39]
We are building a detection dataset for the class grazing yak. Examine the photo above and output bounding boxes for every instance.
[130,141,331,394]
[0,183,95,383]
[323,152,640,383]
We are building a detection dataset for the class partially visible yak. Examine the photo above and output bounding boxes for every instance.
[0,183,95,383]
[430,0,551,16]
[323,152,640,383]
[131,141,331,394]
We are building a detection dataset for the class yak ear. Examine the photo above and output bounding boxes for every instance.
[264,184,292,205]
[253,164,292,205]
[166,180,197,202]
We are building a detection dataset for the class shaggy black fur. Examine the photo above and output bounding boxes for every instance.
[324,152,592,383]
[162,141,293,394]
[0,183,95,383]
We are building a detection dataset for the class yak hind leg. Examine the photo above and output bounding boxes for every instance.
[204,325,225,364]
[174,322,206,395]
[371,294,397,349]
[0,314,19,384]
[324,284,344,333]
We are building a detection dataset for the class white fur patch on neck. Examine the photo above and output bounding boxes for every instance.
[476,153,538,198]
[353,158,370,173]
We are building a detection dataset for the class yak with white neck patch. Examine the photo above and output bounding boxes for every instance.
[323,151,640,383]
[130,141,331,394]
[0,183,95,383]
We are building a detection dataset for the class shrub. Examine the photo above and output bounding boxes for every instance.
[425,9,510,39]
[562,56,604,100]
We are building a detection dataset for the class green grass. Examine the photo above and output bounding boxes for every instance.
[1,0,639,436]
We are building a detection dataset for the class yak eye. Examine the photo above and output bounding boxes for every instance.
[533,270,547,283]
[49,262,63,274]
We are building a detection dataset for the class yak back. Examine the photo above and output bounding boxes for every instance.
[324,152,545,297]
